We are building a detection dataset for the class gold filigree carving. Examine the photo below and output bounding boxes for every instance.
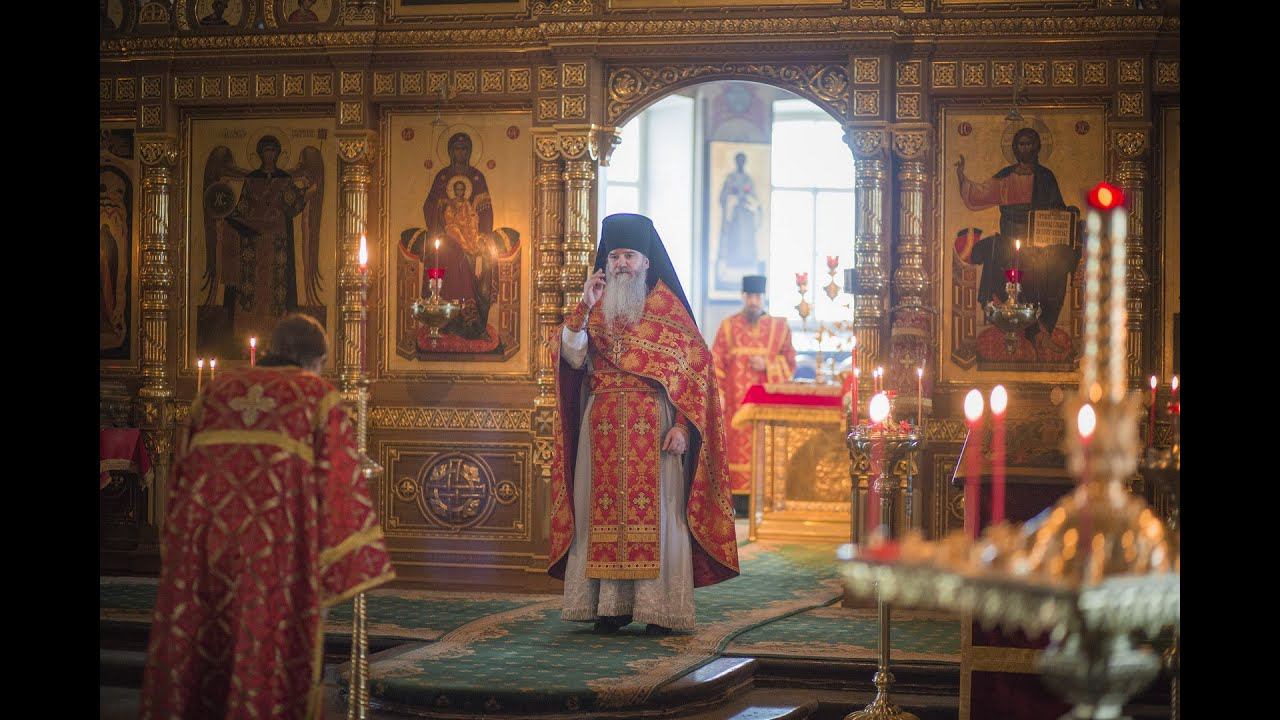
[854,58,880,84]
[454,70,478,94]
[283,73,305,96]
[141,105,162,129]
[562,62,587,88]
[1119,58,1144,84]
[897,61,921,87]
[562,94,587,119]
[534,135,561,160]
[138,1,170,25]
[1112,129,1148,159]
[1155,60,1178,86]
[539,66,558,90]
[116,78,137,101]
[201,76,223,98]
[1052,60,1077,86]
[341,70,363,95]
[101,79,113,102]
[313,72,334,96]
[538,97,559,121]
[1118,91,1143,117]
[256,74,277,97]
[340,101,363,125]
[931,61,956,88]
[590,126,621,166]
[371,407,532,430]
[533,0,594,13]
[174,76,194,99]
[374,72,396,95]
[139,137,178,167]
[481,69,504,93]
[337,132,376,164]
[228,75,249,98]
[854,90,879,116]
[401,71,423,95]
[428,70,448,94]
[559,133,590,160]
[1023,60,1047,85]
[961,61,985,87]
[847,128,885,159]
[992,61,1015,86]
[892,129,928,160]
[607,63,848,124]
[508,68,531,92]
[1083,61,1107,86]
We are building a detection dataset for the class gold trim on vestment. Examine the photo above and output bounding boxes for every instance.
[100,459,133,472]
[314,391,345,431]
[321,569,397,609]
[188,430,316,464]
[319,525,386,571]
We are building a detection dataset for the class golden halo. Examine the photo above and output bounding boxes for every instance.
[435,124,485,168]
[246,127,292,167]
[1000,116,1054,165]
[444,175,474,200]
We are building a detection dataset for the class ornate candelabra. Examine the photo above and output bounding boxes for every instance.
[845,397,923,720]
[983,270,1041,356]
[411,270,458,349]
[839,184,1178,720]
[796,258,858,386]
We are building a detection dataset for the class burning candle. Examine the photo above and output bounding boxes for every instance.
[876,366,884,394]
[963,388,984,540]
[1106,207,1128,403]
[990,385,1007,525]
[1081,208,1103,398]
[1078,402,1096,483]
[434,237,441,270]
[916,365,924,425]
[1171,375,1179,401]
[868,391,891,536]
[250,337,257,367]
[210,358,217,381]
[1014,239,1021,274]
[197,358,204,393]
[359,234,369,273]
[1148,375,1158,448]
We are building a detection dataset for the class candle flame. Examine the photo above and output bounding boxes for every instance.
[1077,403,1097,439]
[990,385,1008,415]
[250,337,257,349]
[1149,375,1157,389]
[853,367,860,377]
[963,388,984,422]
[1171,375,1179,392]
[359,234,368,268]
[916,366,923,379]
[875,366,883,377]
[198,358,204,368]
[869,392,890,423]
[210,359,217,369]
[1015,239,1021,252]
[434,238,441,250]
[1088,382,1103,403]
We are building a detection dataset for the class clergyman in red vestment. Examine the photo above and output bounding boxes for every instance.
[710,275,797,493]
[548,213,740,635]
[141,314,395,720]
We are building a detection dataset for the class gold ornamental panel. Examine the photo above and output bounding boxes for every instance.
[1118,58,1144,84]
[374,72,396,95]
[896,93,921,120]
[931,62,957,88]
[382,442,532,542]
[256,74,277,97]
[1083,61,1107,86]
[1052,60,1077,86]
[370,406,532,431]
[961,61,986,87]
[116,77,138,101]
[508,68,531,92]
[283,73,305,96]
[313,72,334,95]
[401,71,424,95]
[854,58,880,85]
[1155,60,1179,87]
[428,71,449,94]
[481,69,505,93]
[1022,60,1047,85]
[341,70,364,95]
[897,61,922,87]
[992,61,1015,86]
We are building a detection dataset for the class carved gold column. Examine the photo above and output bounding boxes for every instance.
[1112,128,1151,390]
[887,128,932,421]
[559,131,595,317]
[533,134,565,409]
[336,132,376,395]
[846,127,889,383]
[135,135,179,528]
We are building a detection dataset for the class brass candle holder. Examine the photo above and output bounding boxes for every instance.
[845,417,923,720]
[983,279,1041,356]
[411,276,458,349]
[795,273,812,329]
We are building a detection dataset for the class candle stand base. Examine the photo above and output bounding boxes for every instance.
[843,671,920,720]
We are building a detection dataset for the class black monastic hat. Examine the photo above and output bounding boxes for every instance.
[742,275,767,294]
[592,213,696,325]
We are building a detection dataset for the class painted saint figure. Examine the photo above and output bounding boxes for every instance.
[717,152,763,271]
[287,0,319,22]
[100,165,132,353]
[955,127,1081,356]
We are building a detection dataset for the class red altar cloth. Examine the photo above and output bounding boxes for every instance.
[731,383,843,430]
[99,428,152,490]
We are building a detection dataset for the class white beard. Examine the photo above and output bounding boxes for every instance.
[602,267,648,328]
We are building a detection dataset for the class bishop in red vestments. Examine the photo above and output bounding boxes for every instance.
[141,314,395,720]
[711,275,797,493]
[548,213,739,635]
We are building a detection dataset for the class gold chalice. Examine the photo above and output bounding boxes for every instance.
[411,277,458,348]
[984,280,1041,355]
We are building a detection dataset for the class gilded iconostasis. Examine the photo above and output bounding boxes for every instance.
[100,0,1179,589]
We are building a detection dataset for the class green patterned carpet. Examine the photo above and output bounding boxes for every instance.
[366,540,845,716]
[726,605,960,663]
[99,577,556,642]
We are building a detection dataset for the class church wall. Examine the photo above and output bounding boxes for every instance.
[100,0,1180,586]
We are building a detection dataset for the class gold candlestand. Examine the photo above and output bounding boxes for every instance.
[846,420,923,720]
[411,276,458,349]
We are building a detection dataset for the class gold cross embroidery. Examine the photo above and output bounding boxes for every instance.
[229,385,278,426]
